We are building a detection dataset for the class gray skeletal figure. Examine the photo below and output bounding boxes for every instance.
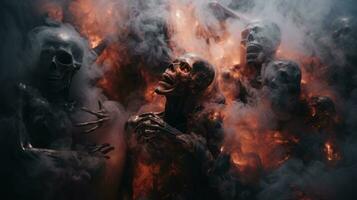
[2,22,114,199]
[327,16,356,97]
[221,20,285,105]
[261,60,302,119]
[221,18,336,125]
[27,23,86,105]
[240,20,282,84]
[123,53,231,200]
[332,17,353,41]
[21,22,112,147]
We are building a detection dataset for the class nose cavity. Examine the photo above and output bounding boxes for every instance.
[248,33,254,42]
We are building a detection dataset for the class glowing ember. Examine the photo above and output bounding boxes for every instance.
[37,0,346,197]
[132,162,159,200]
[68,0,121,48]
[324,140,341,162]
[168,1,241,68]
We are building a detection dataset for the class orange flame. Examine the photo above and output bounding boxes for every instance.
[132,162,160,200]
[324,140,341,163]
[68,0,121,48]
[223,106,300,182]
[168,1,241,69]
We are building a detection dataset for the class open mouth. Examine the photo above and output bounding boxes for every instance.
[247,43,263,53]
[246,43,263,65]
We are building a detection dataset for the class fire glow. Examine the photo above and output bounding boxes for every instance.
[324,140,341,162]
[40,0,345,198]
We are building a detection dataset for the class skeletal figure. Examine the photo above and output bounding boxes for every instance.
[261,60,302,119]
[21,21,112,147]
[240,20,282,87]
[27,22,86,107]
[128,53,224,155]
[220,20,283,106]
[123,54,229,200]
[4,22,114,199]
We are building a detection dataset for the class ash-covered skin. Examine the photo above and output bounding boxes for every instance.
[27,22,87,107]
[240,20,282,86]
[221,20,283,105]
[21,22,112,148]
[222,20,336,123]
[221,18,340,196]
[123,54,229,200]
[21,22,86,149]
[0,22,113,200]
[261,60,302,120]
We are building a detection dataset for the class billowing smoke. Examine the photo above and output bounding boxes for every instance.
[1,0,357,200]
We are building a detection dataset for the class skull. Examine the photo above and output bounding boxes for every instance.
[240,20,281,75]
[331,16,357,61]
[332,17,352,40]
[262,60,301,118]
[29,23,87,103]
[155,53,216,96]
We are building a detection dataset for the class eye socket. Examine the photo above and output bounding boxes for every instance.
[247,34,255,42]
[252,26,262,33]
[241,29,249,39]
[55,50,73,65]
[179,62,191,73]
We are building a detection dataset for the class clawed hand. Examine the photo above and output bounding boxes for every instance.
[85,143,115,159]
[132,113,181,143]
[76,101,110,133]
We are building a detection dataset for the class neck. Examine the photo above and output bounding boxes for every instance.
[163,94,198,132]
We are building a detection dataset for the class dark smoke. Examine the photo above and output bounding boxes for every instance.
[227,0,357,199]
[1,0,357,200]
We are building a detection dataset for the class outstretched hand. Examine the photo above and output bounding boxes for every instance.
[76,101,110,133]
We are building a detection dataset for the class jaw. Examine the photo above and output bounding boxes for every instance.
[155,72,177,96]
[155,84,175,96]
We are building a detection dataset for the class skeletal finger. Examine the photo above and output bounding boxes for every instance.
[98,100,103,110]
[97,143,111,150]
[76,117,110,127]
[92,143,110,152]
[101,146,115,154]
[80,107,108,118]
[85,126,99,133]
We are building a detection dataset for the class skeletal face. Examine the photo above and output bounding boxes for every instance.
[331,16,357,60]
[31,25,85,102]
[240,21,281,68]
[332,17,352,40]
[155,53,215,96]
[262,60,301,116]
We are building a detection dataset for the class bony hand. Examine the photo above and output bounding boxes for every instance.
[76,101,110,133]
[85,143,115,159]
[135,114,182,141]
